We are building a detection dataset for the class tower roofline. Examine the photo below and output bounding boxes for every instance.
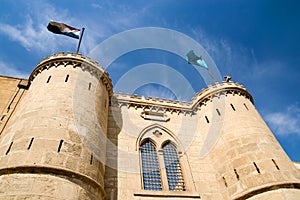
[113,81,253,115]
[28,52,113,97]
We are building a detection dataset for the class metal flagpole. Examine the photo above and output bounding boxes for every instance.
[207,68,217,83]
[76,27,85,54]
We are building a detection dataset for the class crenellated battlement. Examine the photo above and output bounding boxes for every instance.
[1,52,299,200]
[112,81,253,115]
[29,52,113,97]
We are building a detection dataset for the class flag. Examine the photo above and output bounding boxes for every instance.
[47,21,80,39]
[186,50,208,69]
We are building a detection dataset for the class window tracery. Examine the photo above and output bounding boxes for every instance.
[162,142,185,191]
[140,140,162,191]
[139,132,185,192]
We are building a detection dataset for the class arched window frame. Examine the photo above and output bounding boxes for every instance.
[137,124,195,192]
[140,139,163,191]
[161,141,185,191]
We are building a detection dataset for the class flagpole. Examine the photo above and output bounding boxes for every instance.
[76,27,85,54]
[207,68,217,83]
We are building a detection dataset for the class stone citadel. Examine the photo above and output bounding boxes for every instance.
[0,52,299,199]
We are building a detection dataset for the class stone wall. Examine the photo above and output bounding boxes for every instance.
[105,82,300,200]
[0,53,111,199]
[0,55,299,200]
[0,76,27,134]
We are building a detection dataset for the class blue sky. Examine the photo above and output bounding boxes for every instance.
[0,0,299,161]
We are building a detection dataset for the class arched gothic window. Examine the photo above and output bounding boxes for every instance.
[162,142,185,191]
[140,140,162,191]
[140,139,185,191]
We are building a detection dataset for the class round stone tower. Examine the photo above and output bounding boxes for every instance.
[0,53,112,199]
[196,80,300,199]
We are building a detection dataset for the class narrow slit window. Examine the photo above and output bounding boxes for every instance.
[140,140,162,191]
[222,177,228,187]
[234,169,239,180]
[253,162,260,173]
[65,74,69,82]
[1,115,5,121]
[162,142,185,191]
[205,116,209,123]
[230,103,236,111]
[27,137,34,150]
[272,159,280,170]
[46,76,51,83]
[57,140,64,152]
[90,154,93,165]
[216,108,221,116]
[6,141,13,155]
[88,82,92,90]
[243,103,249,110]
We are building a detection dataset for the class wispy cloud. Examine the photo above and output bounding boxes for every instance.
[134,84,178,101]
[0,60,29,78]
[0,17,54,52]
[190,26,290,91]
[91,3,102,9]
[82,2,151,54]
[265,104,300,136]
[190,27,245,74]
[0,1,152,55]
[0,2,77,53]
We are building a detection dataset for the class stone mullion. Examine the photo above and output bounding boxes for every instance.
[158,149,168,191]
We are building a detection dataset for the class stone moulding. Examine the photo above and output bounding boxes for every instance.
[140,110,170,122]
[0,165,105,198]
[232,182,300,200]
[28,52,113,97]
[134,190,200,198]
[112,82,253,115]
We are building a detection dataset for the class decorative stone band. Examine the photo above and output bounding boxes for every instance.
[232,182,300,200]
[28,52,113,97]
[134,190,200,198]
[112,82,253,115]
[0,165,105,198]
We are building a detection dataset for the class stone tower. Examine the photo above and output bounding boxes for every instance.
[0,53,299,200]
[104,81,300,199]
[191,82,300,199]
[0,53,112,199]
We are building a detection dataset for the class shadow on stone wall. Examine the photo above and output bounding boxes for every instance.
[104,99,122,200]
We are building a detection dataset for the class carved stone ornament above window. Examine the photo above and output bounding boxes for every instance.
[140,111,170,122]
[153,130,162,137]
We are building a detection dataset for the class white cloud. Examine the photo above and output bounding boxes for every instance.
[190,27,240,71]
[0,2,77,53]
[0,1,150,55]
[265,104,300,136]
[91,3,102,9]
[0,60,29,78]
[0,18,51,52]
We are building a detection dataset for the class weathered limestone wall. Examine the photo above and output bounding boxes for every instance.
[246,188,300,200]
[0,76,27,134]
[105,82,300,200]
[0,76,21,115]
[202,93,300,199]
[0,58,299,199]
[0,53,111,199]
[105,101,205,199]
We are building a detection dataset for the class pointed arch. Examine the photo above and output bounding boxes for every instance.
[162,141,185,191]
[136,123,183,153]
[161,140,178,151]
[140,137,158,150]
[137,124,193,192]
[140,139,162,191]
